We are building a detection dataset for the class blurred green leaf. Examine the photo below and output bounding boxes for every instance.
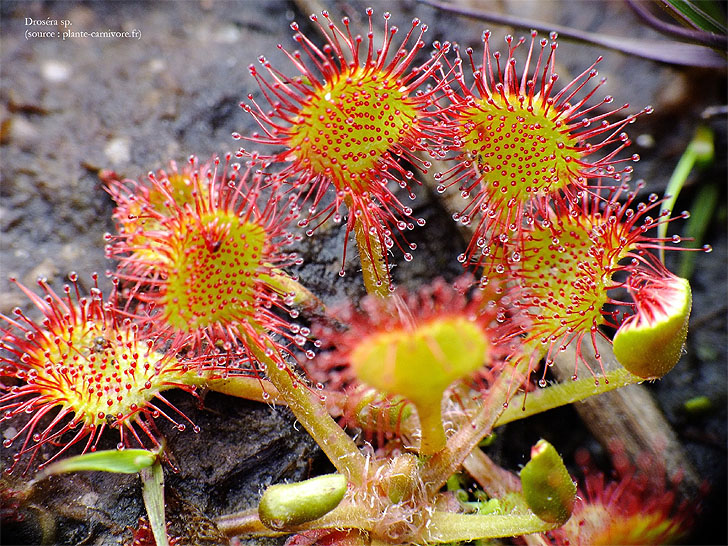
[664,0,727,34]
[659,126,715,264]
[39,449,156,478]
[679,183,718,278]
[141,460,168,546]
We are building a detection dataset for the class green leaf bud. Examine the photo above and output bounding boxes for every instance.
[520,440,576,525]
[258,473,347,530]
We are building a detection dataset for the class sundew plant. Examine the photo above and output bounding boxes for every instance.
[1,6,716,546]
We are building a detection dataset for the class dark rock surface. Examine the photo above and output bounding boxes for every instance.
[1,1,725,545]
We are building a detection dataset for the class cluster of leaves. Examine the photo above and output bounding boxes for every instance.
[1,7,708,546]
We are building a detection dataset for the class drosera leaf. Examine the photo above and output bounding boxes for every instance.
[519,440,576,525]
[141,459,168,546]
[37,448,156,478]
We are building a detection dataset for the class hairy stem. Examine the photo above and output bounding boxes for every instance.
[495,366,643,427]
[420,365,525,496]
[347,196,391,298]
[421,512,556,543]
[251,342,368,486]
[203,376,282,404]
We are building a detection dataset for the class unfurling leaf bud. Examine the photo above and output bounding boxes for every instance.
[613,275,692,379]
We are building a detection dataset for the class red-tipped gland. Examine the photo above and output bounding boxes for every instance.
[106,155,303,362]
[437,31,649,267]
[240,9,452,282]
[501,183,697,383]
[0,275,197,475]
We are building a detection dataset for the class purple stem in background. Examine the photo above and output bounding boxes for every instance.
[417,0,726,68]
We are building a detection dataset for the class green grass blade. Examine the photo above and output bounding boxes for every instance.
[141,460,168,546]
[658,126,714,263]
[664,0,727,34]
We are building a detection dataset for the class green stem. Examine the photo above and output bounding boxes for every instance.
[215,508,286,537]
[140,460,168,546]
[494,366,643,427]
[203,376,283,404]
[416,401,446,456]
[216,503,372,537]
[420,364,523,496]
[421,512,556,543]
[347,196,391,298]
[251,342,367,486]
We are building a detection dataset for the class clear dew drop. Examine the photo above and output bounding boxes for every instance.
[538,379,547,387]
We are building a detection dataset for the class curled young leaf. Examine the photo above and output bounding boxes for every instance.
[614,275,692,379]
